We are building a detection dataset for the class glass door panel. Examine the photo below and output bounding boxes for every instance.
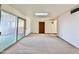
[0,11,17,52]
[17,18,25,40]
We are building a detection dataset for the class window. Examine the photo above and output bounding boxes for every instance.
[17,17,25,40]
[0,11,17,52]
[0,10,26,52]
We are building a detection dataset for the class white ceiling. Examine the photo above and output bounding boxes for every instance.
[10,4,77,18]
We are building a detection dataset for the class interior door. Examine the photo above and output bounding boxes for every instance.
[39,22,45,33]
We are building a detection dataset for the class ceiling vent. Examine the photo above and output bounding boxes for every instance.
[71,7,79,14]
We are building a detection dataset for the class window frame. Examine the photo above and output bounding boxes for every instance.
[1,9,26,41]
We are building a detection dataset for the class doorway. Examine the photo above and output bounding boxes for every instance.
[39,22,45,33]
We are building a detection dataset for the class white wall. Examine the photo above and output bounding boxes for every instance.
[25,17,32,35]
[31,18,57,33]
[31,19,38,33]
[45,20,57,33]
[57,11,79,48]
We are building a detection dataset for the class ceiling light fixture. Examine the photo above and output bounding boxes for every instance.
[35,12,48,17]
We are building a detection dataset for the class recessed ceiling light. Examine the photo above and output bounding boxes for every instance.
[34,12,48,17]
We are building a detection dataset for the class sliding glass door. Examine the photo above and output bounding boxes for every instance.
[0,11,17,52]
[17,18,25,40]
[0,10,26,52]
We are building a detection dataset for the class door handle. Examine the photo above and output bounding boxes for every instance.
[0,32,1,35]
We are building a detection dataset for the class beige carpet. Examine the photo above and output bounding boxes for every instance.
[2,34,79,54]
